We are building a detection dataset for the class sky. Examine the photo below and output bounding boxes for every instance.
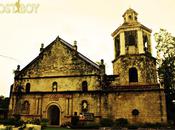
[0,0,175,97]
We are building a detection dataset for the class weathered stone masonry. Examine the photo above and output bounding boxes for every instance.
[9,8,167,125]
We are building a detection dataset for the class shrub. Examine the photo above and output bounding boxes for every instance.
[28,127,34,130]
[72,121,100,129]
[30,118,40,125]
[40,118,49,128]
[127,124,138,129]
[141,122,164,128]
[167,120,175,128]
[114,118,129,128]
[80,121,100,129]
[100,118,114,127]
[13,114,21,121]
[5,126,12,130]
[0,118,24,127]
[84,122,100,129]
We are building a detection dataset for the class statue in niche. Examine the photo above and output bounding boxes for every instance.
[82,100,88,112]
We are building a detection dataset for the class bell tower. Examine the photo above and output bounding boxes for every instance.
[112,8,157,85]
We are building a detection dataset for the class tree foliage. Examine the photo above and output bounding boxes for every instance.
[0,96,9,109]
[155,29,175,59]
[154,29,175,121]
[154,29,175,95]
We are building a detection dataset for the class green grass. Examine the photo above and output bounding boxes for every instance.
[43,128,71,130]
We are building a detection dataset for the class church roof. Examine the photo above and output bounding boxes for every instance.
[17,36,100,76]
[59,38,100,69]
[111,23,152,37]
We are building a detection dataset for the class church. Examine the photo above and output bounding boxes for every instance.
[9,8,167,125]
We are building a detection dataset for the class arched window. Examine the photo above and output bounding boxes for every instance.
[129,68,138,82]
[143,36,148,45]
[128,35,136,45]
[125,31,137,46]
[52,82,58,92]
[114,35,120,57]
[82,81,88,92]
[22,100,30,114]
[26,83,30,93]
[81,100,88,113]
[143,35,148,51]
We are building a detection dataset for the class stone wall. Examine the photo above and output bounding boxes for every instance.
[16,89,166,125]
[19,40,100,78]
[113,55,157,85]
[15,76,100,92]
[106,90,167,124]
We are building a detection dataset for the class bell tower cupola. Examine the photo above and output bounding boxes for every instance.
[123,8,138,23]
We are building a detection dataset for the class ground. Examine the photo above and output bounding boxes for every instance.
[43,127,175,130]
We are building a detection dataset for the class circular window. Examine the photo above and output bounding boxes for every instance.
[132,109,139,116]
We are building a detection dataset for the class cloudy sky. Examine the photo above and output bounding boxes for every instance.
[0,0,175,97]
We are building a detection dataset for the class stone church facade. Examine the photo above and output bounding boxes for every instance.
[9,8,167,125]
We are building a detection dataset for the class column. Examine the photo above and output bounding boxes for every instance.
[120,32,125,55]
[137,30,144,54]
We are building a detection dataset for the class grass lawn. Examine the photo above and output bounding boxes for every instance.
[43,128,71,130]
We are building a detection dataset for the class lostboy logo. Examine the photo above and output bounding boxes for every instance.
[0,0,39,14]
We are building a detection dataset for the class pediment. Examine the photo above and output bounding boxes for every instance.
[16,37,100,78]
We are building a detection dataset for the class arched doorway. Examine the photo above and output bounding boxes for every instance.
[47,105,60,125]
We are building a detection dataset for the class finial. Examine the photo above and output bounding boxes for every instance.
[56,35,60,41]
[101,59,104,65]
[73,40,77,51]
[17,65,20,71]
[99,59,105,75]
[40,43,44,52]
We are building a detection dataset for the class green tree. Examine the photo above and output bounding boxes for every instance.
[0,96,9,109]
[154,29,175,121]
